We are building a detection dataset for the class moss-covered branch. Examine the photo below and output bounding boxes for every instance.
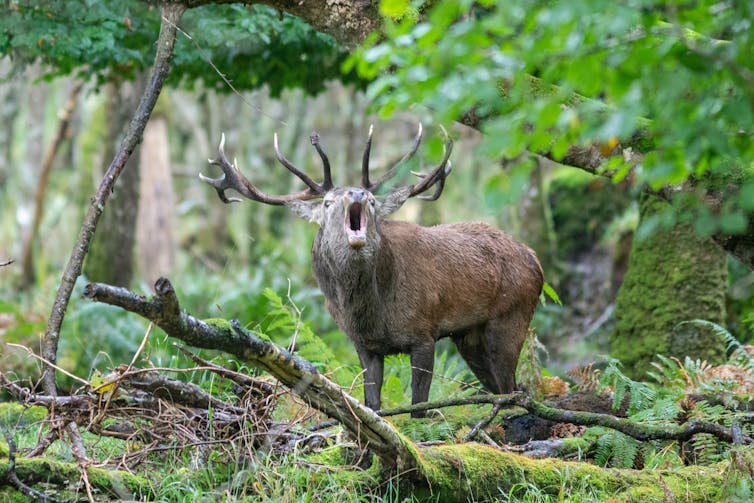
[83,278,419,473]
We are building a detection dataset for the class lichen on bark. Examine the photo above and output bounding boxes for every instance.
[611,194,728,377]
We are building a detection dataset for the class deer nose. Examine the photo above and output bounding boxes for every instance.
[347,189,365,203]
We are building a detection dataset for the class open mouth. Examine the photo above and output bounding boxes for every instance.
[345,202,367,248]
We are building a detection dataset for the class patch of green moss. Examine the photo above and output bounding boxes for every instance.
[306,445,347,466]
[202,317,234,333]
[412,442,736,502]
[0,457,150,500]
[611,194,728,377]
[416,443,609,501]
[0,403,47,427]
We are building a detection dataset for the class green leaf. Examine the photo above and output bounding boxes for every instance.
[541,282,562,306]
[380,0,410,19]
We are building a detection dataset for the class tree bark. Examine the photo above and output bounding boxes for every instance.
[136,111,177,283]
[40,3,186,395]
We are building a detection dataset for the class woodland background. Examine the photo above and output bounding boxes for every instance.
[1,1,754,501]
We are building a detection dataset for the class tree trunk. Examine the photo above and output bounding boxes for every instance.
[136,109,176,284]
[611,194,728,377]
[517,158,558,279]
[84,75,147,286]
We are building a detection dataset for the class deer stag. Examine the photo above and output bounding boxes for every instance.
[201,125,543,417]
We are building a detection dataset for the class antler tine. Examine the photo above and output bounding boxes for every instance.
[310,132,333,190]
[200,133,322,206]
[408,126,453,199]
[411,161,452,201]
[273,133,328,194]
[361,124,374,189]
[368,122,423,192]
[200,133,244,203]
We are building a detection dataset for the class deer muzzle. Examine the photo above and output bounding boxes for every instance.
[345,200,367,248]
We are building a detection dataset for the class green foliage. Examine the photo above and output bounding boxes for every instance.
[677,319,754,371]
[381,349,477,413]
[259,287,354,386]
[351,0,754,232]
[540,282,561,306]
[594,352,753,469]
[590,427,640,469]
[600,357,657,414]
[1,2,356,96]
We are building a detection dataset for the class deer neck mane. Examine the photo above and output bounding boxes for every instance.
[312,225,394,314]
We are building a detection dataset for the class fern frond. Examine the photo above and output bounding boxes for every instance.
[594,430,639,468]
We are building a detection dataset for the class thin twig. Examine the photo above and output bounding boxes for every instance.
[464,403,503,442]
[6,343,90,387]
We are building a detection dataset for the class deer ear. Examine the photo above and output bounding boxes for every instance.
[377,187,411,218]
[287,200,323,224]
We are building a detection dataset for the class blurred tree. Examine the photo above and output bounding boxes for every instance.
[83,75,145,286]
[136,104,176,284]
[612,194,728,377]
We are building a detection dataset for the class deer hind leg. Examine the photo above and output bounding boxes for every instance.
[454,312,530,394]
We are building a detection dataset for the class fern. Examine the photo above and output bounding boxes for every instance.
[600,357,656,413]
[677,319,754,371]
[630,397,680,422]
[593,429,639,468]
[399,419,455,443]
[259,288,354,386]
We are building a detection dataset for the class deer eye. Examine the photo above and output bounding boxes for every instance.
[324,200,333,208]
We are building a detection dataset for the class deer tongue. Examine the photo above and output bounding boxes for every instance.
[346,202,367,248]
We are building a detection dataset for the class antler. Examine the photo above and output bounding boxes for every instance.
[200,133,329,206]
[406,126,453,201]
[361,124,453,201]
[362,123,424,193]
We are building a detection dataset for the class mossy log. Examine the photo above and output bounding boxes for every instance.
[82,278,752,501]
[0,457,150,502]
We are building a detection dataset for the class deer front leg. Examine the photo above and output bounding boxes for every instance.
[410,341,436,418]
[357,348,384,411]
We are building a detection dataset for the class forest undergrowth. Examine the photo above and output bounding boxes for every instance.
[2,274,754,502]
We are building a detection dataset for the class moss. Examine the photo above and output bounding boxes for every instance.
[306,445,347,466]
[202,317,234,333]
[411,442,736,502]
[416,443,609,501]
[611,194,727,378]
[0,403,47,426]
